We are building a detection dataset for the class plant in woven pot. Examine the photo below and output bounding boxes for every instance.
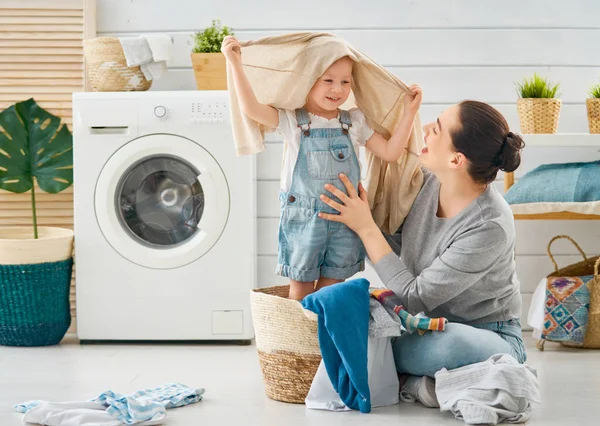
[190,19,233,90]
[0,99,74,347]
[515,73,561,134]
[586,83,600,134]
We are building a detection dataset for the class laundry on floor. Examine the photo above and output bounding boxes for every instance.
[435,353,540,425]
[119,34,172,80]
[14,383,204,426]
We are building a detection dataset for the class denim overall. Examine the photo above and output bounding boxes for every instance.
[276,108,366,282]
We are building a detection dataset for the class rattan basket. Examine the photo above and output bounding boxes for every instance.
[83,37,152,92]
[586,98,600,134]
[540,235,600,350]
[583,258,600,348]
[250,286,321,403]
[517,98,561,134]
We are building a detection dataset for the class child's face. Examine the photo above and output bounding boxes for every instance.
[307,57,353,111]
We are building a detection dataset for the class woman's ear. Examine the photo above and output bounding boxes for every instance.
[450,152,468,169]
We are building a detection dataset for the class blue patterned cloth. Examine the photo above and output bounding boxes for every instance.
[505,160,600,204]
[14,383,204,424]
[542,275,592,346]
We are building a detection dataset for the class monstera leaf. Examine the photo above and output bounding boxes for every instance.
[0,98,73,238]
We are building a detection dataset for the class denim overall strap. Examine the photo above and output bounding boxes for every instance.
[295,108,311,136]
[339,110,352,135]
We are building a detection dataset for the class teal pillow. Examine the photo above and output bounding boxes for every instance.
[505,160,600,205]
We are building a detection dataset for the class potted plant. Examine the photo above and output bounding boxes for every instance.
[0,99,74,346]
[586,83,600,134]
[515,73,561,134]
[190,19,234,90]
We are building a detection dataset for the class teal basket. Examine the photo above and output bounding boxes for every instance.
[0,258,73,346]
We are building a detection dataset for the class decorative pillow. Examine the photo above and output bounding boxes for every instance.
[505,160,600,205]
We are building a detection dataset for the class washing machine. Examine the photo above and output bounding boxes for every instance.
[72,91,255,341]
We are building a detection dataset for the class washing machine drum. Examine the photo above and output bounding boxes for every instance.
[95,134,230,269]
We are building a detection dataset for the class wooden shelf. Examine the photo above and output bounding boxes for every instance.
[521,133,600,147]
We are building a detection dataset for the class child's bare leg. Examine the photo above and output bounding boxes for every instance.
[315,277,344,291]
[289,279,316,300]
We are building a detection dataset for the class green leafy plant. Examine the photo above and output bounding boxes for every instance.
[515,73,560,98]
[191,19,234,53]
[0,98,73,239]
[589,83,600,98]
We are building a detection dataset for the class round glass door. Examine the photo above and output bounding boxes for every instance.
[95,133,230,269]
[116,156,204,247]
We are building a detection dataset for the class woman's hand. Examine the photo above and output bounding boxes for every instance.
[221,36,242,65]
[318,174,378,238]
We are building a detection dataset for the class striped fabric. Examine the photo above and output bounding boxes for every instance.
[15,383,204,425]
[370,288,447,335]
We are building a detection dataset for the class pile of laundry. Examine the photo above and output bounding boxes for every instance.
[301,279,541,425]
[14,383,204,426]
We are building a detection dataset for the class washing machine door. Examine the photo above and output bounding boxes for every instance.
[95,133,229,269]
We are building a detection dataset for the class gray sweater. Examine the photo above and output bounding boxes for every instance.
[374,170,522,324]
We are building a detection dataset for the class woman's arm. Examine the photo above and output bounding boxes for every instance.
[221,36,278,129]
[320,174,507,314]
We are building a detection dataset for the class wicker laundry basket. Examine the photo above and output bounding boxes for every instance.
[583,258,600,348]
[83,37,152,92]
[541,235,600,350]
[517,98,561,134]
[586,98,600,134]
[250,286,321,403]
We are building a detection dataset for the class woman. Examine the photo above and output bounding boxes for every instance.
[318,100,526,408]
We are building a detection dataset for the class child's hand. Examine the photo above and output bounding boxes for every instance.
[403,84,423,115]
[221,36,242,64]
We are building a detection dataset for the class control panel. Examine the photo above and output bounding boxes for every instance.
[190,101,227,124]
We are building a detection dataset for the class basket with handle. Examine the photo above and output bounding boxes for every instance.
[539,235,600,350]
[83,37,152,92]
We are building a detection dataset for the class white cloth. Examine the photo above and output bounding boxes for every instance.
[16,401,163,426]
[119,35,171,81]
[305,337,399,411]
[527,277,547,340]
[435,354,540,425]
[274,107,375,192]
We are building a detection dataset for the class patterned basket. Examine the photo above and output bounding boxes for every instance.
[83,37,152,92]
[539,235,600,350]
[250,286,321,403]
[583,259,600,348]
[586,98,600,134]
[517,98,561,134]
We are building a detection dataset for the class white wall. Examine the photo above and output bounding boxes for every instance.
[97,0,600,328]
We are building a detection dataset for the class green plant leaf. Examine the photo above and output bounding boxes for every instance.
[589,83,600,98]
[515,73,560,99]
[0,98,73,194]
[191,19,234,53]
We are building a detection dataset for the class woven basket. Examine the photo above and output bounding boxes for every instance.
[250,286,321,403]
[586,98,600,134]
[517,98,561,134]
[0,227,74,347]
[583,258,600,348]
[540,235,600,350]
[83,37,152,92]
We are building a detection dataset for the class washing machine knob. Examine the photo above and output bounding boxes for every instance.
[154,105,167,119]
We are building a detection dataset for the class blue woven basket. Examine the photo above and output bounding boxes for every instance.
[0,258,73,346]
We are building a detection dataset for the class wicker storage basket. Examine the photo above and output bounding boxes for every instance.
[0,227,74,346]
[586,98,600,134]
[541,235,600,350]
[250,285,321,403]
[83,37,152,92]
[517,98,561,134]
[583,258,600,348]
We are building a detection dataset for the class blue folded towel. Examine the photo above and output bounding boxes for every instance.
[301,278,371,413]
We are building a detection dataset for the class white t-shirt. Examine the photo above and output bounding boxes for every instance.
[274,108,375,192]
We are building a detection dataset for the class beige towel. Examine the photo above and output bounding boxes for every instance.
[226,32,424,234]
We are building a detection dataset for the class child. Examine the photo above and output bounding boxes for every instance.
[222,36,422,300]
